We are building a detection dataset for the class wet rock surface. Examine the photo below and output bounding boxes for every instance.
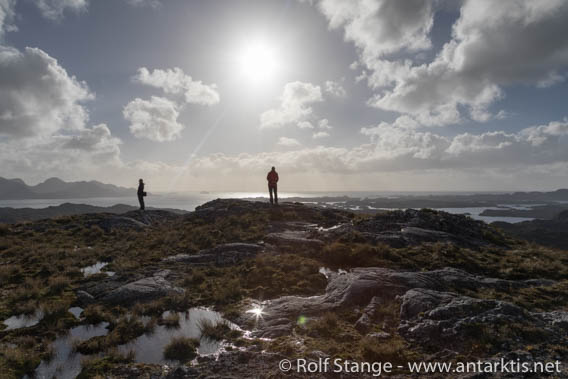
[320,208,509,248]
[163,243,264,266]
[77,269,184,305]
[398,288,568,353]
[240,267,555,338]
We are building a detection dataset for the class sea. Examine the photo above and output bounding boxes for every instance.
[0,191,534,224]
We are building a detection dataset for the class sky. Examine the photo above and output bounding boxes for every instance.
[0,0,567,192]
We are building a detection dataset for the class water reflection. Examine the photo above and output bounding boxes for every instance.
[3,310,44,330]
[118,307,234,364]
[80,262,115,277]
[33,322,109,379]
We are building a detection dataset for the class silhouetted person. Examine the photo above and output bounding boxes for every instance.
[137,179,147,210]
[267,167,279,205]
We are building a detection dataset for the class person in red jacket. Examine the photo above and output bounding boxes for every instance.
[267,166,279,205]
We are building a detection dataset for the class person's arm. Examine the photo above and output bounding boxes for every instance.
[276,173,279,182]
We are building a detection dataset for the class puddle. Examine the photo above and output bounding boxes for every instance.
[319,267,348,279]
[32,322,109,379]
[3,310,44,330]
[80,262,115,277]
[118,307,235,364]
[68,307,83,320]
[317,224,344,232]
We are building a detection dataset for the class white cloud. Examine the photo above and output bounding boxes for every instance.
[0,0,16,37]
[312,131,330,139]
[135,67,220,106]
[182,117,568,178]
[324,80,346,97]
[59,123,121,156]
[260,81,323,129]
[126,0,161,8]
[0,46,93,138]
[297,121,314,129]
[317,0,435,61]
[277,137,301,147]
[317,118,333,130]
[34,0,88,20]
[369,1,568,126]
[123,96,183,142]
[310,0,568,127]
[0,45,122,179]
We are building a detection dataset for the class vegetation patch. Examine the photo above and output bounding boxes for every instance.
[163,337,199,362]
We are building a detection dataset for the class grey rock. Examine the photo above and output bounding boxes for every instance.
[163,243,263,266]
[366,331,391,340]
[241,267,553,340]
[398,288,567,353]
[76,290,95,305]
[264,230,324,250]
[354,313,372,333]
[100,270,184,305]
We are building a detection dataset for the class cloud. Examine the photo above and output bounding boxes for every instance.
[310,0,568,127]
[0,46,93,138]
[312,131,330,139]
[317,118,333,130]
[123,96,183,142]
[34,0,88,20]
[297,121,314,129]
[0,0,16,37]
[260,81,323,129]
[324,80,346,97]
[277,137,301,147]
[59,123,121,156]
[182,117,568,177]
[134,67,220,106]
[126,0,161,8]
[317,0,435,60]
[369,1,568,126]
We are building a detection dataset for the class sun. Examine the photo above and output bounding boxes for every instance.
[238,41,278,83]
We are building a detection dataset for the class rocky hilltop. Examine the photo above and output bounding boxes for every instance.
[0,199,567,378]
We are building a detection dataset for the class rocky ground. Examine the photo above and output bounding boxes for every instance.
[1,199,567,378]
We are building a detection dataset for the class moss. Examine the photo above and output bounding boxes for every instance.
[78,349,135,379]
[76,317,152,354]
[0,346,41,379]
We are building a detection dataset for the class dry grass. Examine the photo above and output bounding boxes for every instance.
[163,337,199,362]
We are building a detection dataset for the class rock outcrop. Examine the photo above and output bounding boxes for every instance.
[242,267,554,338]
[163,243,264,266]
[321,208,509,248]
[398,288,568,353]
[77,270,184,305]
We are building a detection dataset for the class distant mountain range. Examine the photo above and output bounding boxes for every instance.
[0,203,188,223]
[0,177,134,200]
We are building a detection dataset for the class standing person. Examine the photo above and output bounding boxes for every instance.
[267,167,279,205]
[137,179,147,210]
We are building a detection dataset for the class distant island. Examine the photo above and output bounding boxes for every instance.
[0,177,134,200]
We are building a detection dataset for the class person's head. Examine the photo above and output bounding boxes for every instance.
[271,166,275,171]
[139,178,143,183]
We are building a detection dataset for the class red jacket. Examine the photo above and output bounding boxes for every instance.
[267,171,279,187]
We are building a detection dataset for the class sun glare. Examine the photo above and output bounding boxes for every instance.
[238,41,278,83]
[246,305,265,320]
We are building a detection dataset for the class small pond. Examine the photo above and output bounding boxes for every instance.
[80,262,115,277]
[3,310,44,330]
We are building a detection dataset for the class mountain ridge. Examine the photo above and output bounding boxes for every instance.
[0,177,135,200]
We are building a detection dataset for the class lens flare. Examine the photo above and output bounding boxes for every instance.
[246,305,265,320]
